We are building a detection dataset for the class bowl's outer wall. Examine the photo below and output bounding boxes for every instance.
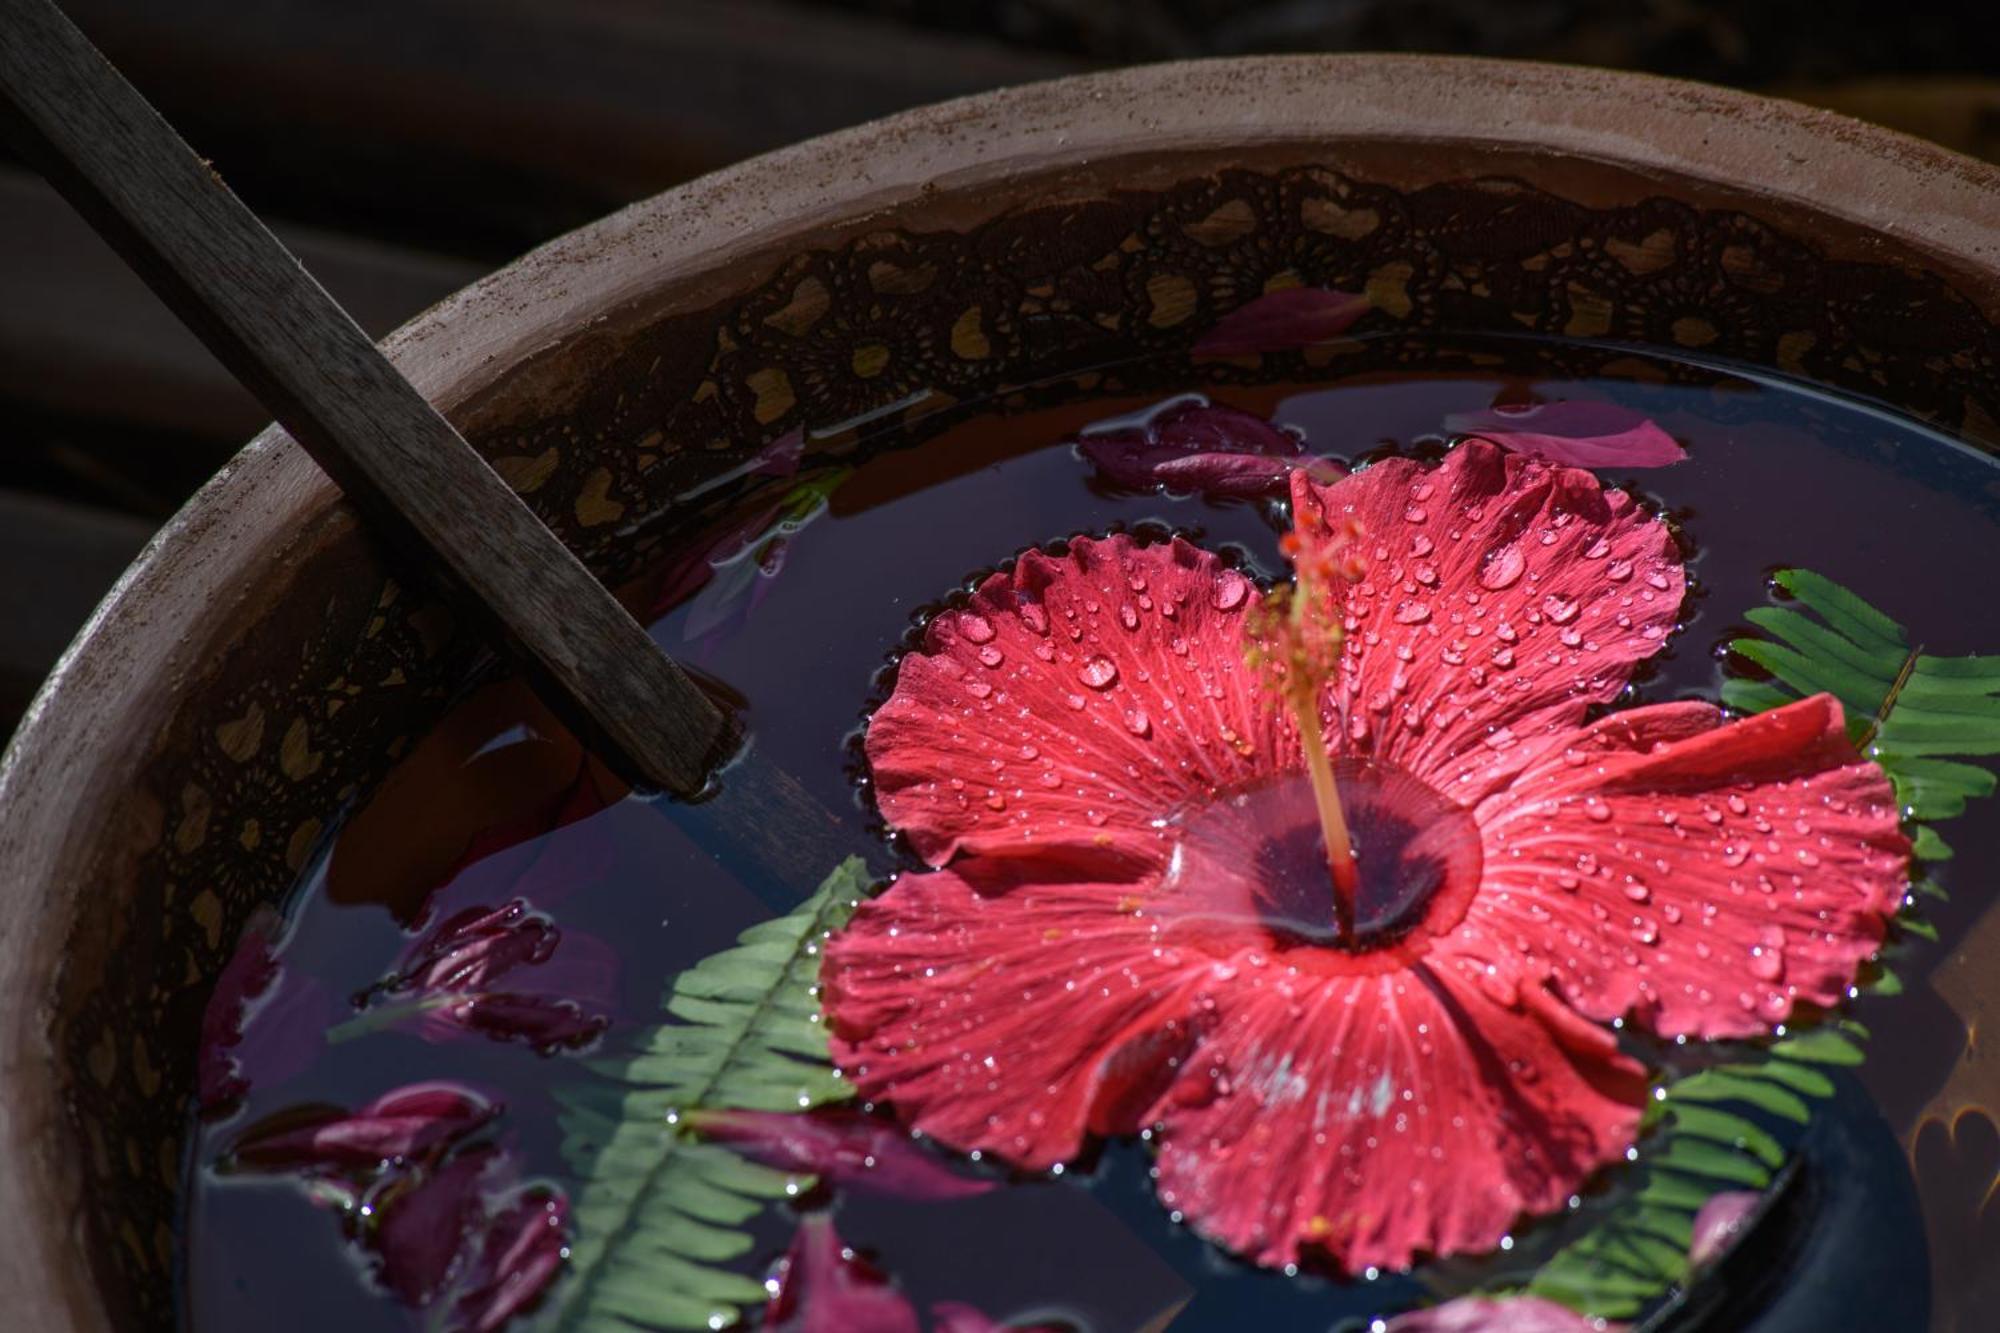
[1,55,1997,1331]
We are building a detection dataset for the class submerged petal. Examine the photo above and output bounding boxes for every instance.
[1466,695,1908,1038]
[1448,399,1687,470]
[1149,956,1644,1271]
[1193,287,1371,356]
[1687,1189,1762,1269]
[686,1108,993,1199]
[1291,439,1683,800]
[764,1214,922,1333]
[865,535,1291,866]
[374,1149,495,1306]
[230,1082,497,1173]
[1385,1294,1626,1331]
[1077,397,1312,501]
[449,1185,570,1333]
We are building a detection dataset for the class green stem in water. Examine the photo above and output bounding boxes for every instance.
[324,994,457,1045]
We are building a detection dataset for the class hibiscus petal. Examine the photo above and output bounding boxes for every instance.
[401,900,562,993]
[1385,1294,1627,1331]
[449,1185,570,1333]
[1148,956,1644,1272]
[374,1149,495,1305]
[1465,695,1908,1038]
[1688,1189,1761,1269]
[825,860,1216,1170]
[1447,400,1687,470]
[198,919,281,1113]
[437,993,611,1052]
[764,1214,922,1333]
[1192,288,1370,356]
[1077,398,1311,501]
[685,1108,993,1199]
[199,916,330,1114]
[1291,439,1683,802]
[865,534,1292,866]
[230,1082,497,1172]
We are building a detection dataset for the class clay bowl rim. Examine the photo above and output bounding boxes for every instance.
[4,52,2000,1331]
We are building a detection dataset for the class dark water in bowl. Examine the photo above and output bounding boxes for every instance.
[180,338,2000,1332]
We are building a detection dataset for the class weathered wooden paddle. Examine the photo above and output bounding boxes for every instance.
[0,0,734,798]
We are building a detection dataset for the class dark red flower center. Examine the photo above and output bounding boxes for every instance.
[1158,759,1482,970]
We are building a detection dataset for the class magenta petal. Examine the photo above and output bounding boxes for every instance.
[374,1150,494,1306]
[1446,400,1687,469]
[764,1215,921,1333]
[1385,1295,1626,1331]
[232,1082,497,1171]
[438,993,610,1052]
[198,919,282,1113]
[402,900,561,992]
[1688,1189,1762,1268]
[1078,398,1310,501]
[930,1303,1067,1333]
[929,1304,1005,1333]
[379,907,615,1053]
[450,1186,570,1333]
[687,1109,993,1200]
[1192,287,1370,355]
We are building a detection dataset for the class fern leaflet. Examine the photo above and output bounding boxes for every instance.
[547,857,870,1331]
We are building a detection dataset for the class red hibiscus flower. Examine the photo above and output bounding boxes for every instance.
[823,440,1907,1273]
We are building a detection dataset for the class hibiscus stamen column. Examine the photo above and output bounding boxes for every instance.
[1246,510,1368,940]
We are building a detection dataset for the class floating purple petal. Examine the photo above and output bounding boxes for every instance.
[1446,399,1687,469]
[1385,1295,1627,1331]
[230,1082,497,1172]
[1077,397,1324,501]
[764,1214,922,1333]
[402,900,561,992]
[439,992,612,1053]
[1688,1189,1762,1268]
[374,1149,496,1305]
[199,915,334,1115]
[199,919,280,1112]
[688,1108,994,1200]
[930,1302,1069,1333]
[1192,287,1370,356]
[448,1185,571,1333]
[350,905,616,1054]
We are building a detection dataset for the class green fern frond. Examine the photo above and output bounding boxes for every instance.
[1527,1025,1862,1318]
[1528,570,1998,1321]
[548,857,872,1331]
[1724,569,2000,849]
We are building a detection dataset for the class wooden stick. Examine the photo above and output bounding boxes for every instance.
[0,0,731,796]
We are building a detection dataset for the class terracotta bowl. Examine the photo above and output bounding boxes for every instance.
[3,55,1998,1331]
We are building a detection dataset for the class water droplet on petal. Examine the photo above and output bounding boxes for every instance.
[1480,545,1525,590]
[960,614,995,644]
[1212,573,1249,611]
[1079,657,1119,690]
